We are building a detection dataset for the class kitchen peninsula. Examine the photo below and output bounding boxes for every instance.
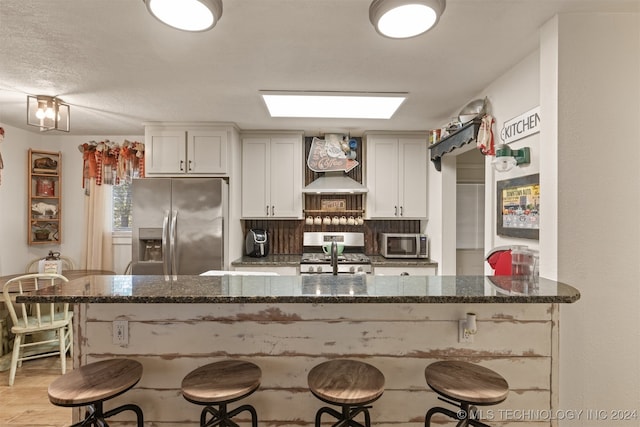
[20,275,579,426]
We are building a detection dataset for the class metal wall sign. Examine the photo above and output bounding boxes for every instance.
[500,106,540,144]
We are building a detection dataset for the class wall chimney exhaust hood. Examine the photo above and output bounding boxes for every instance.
[303,172,368,194]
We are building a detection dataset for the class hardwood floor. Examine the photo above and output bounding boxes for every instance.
[0,357,72,426]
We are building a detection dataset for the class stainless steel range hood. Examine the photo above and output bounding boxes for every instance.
[302,172,368,194]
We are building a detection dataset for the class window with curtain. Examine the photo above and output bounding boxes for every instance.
[80,140,144,269]
[113,180,132,231]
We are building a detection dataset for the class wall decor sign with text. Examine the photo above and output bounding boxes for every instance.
[307,136,359,173]
[497,173,540,239]
[500,106,540,144]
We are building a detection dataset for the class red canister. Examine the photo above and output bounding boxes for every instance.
[36,178,55,196]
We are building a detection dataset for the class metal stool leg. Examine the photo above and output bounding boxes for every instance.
[228,404,258,427]
[200,402,258,427]
[315,405,371,427]
[425,405,493,427]
[69,401,144,427]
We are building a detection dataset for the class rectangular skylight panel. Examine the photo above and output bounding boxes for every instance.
[261,93,406,119]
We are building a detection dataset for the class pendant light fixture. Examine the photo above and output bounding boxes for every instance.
[144,0,223,32]
[26,95,70,132]
[369,0,446,39]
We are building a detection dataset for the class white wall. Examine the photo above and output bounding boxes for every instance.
[427,51,541,275]
[0,123,143,275]
[540,13,640,425]
[429,11,640,423]
[482,50,541,271]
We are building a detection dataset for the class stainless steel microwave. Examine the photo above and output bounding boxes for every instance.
[379,233,428,258]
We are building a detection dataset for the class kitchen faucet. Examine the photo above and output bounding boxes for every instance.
[331,239,338,276]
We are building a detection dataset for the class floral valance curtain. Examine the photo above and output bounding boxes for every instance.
[79,140,145,188]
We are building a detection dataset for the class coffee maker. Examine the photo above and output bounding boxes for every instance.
[245,229,270,257]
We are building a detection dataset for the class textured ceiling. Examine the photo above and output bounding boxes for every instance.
[0,0,637,136]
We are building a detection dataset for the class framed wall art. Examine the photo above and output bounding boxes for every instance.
[496,173,539,239]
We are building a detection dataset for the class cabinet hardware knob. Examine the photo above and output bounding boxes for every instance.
[188,160,192,171]
[180,160,184,171]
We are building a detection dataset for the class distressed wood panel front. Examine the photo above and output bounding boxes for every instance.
[86,302,554,322]
[84,319,550,357]
[76,303,557,426]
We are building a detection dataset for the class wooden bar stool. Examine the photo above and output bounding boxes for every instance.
[424,360,509,427]
[308,359,385,427]
[181,359,261,427]
[48,358,144,427]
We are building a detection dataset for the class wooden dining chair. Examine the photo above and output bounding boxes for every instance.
[2,273,72,386]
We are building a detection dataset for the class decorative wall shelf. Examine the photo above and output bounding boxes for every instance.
[28,149,62,245]
[429,118,482,171]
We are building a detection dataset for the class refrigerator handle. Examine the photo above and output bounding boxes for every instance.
[162,210,170,280]
[171,210,178,280]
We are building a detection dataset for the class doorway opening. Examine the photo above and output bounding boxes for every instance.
[455,149,485,274]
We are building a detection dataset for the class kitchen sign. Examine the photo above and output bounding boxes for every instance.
[500,106,540,144]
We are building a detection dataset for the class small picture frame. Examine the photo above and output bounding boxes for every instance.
[496,173,540,239]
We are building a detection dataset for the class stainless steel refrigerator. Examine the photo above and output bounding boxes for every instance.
[131,178,227,277]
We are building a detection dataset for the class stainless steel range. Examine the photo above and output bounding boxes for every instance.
[301,232,372,275]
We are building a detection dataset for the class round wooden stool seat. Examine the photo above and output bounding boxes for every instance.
[308,359,385,405]
[308,359,385,427]
[425,361,508,405]
[181,360,261,427]
[424,361,509,427]
[182,360,261,404]
[48,358,142,406]
[48,359,143,426]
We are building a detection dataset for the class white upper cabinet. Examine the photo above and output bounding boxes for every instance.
[241,133,303,219]
[145,124,230,176]
[365,133,428,219]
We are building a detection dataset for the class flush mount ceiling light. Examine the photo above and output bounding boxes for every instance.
[492,144,530,172]
[369,0,446,39]
[27,95,70,132]
[260,91,407,119]
[144,0,223,32]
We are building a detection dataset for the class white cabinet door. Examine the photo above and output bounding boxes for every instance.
[399,138,427,218]
[146,129,186,175]
[366,134,427,219]
[242,138,271,217]
[366,137,399,218]
[187,130,228,174]
[145,126,229,176]
[269,137,302,218]
[241,135,302,219]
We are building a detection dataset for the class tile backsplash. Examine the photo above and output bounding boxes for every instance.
[242,219,420,255]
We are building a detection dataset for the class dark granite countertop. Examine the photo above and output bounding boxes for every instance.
[368,255,438,267]
[18,275,580,304]
[231,255,302,266]
[231,254,439,268]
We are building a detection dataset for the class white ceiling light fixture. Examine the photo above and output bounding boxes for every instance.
[260,91,407,119]
[369,0,446,39]
[144,0,223,32]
